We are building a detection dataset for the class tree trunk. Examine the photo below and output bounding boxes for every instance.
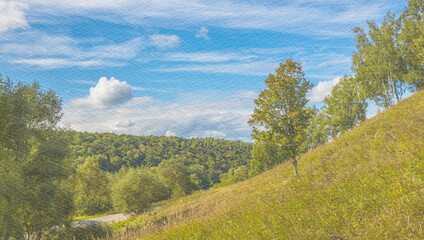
[292,156,298,176]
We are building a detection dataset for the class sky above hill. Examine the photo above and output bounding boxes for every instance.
[0,0,408,141]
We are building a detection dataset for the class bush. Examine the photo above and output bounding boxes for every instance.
[77,195,112,215]
[112,168,168,213]
[72,222,110,240]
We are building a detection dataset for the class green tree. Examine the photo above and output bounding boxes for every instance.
[157,159,192,196]
[353,12,407,109]
[249,132,287,176]
[73,156,112,215]
[111,168,167,213]
[300,107,329,152]
[0,76,73,239]
[248,59,313,176]
[399,0,424,90]
[321,76,368,138]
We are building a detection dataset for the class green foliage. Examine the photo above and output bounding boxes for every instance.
[77,195,112,216]
[72,223,111,240]
[73,156,112,215]
[219,165,249,186]
[399,0,424,90]
[353,12,406,108]
[249,59,313,176]
[60,131,252,175]
[0,76,73,239]
[249,136,287,176]
[321,75,368,138]
[111,168,168,213]
[157,159,192,196]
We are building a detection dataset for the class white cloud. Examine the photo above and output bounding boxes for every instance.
[22,0,400,36]
[63,90,255,141]
[165,130,176,137]
[308,77,341,103]
[113,120,134,128]
[195,26,210,40]
[11,58,113,68]
[72,77,133,107]
[0,34,143,68]
[165,51,255,63]
[149,34,180,48]
[158,60,279,76]
[0,1,29,33]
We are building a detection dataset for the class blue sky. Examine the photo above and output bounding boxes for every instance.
[0,0,408,141]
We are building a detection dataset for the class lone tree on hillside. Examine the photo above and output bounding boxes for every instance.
[248,59,313,176]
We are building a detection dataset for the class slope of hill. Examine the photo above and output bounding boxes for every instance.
[111,90,424,239]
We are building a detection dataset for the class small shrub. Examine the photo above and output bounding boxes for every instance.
[73,222,110,240]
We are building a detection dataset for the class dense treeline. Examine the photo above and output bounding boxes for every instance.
[59,131,252,175]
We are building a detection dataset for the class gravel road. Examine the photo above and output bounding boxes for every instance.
[75,213,130,225]
[75,205,163,226]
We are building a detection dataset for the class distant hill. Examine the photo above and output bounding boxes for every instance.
[111,90,424,239]
[59,131,252,185]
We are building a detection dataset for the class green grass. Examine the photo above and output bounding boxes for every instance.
[107,90,424,239]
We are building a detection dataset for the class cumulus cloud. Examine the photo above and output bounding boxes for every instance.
[149,34,180,48]
[308,77,341,103]
[0,1,29,33]
[195,26,210,40]
[72,77,133,107]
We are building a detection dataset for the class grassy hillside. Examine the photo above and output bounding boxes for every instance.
[109,90,424,239]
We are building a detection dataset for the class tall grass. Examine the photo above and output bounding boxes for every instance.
[105,90,424,239]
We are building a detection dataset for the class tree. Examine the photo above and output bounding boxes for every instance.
[352,12,407,109]
[0,76,73,239]
[73,156,112,215]
[399,0,424,90]
[300,106,329,152]
[249,132,287,176]
[321,76,368,138]
[111,168,167,213]
[248,59,313,176]
[157,159,192,196]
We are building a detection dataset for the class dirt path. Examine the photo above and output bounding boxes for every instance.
[75,205,163,226]
[75,213,130,225]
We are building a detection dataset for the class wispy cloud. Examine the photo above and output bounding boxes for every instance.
[157,60,279,76]
[149,34,180,48]
[0,33,144,68]
[165,52,256,63]
[22,0,399,36]
[195,26,210,40]
[11,58,120,69]
[64,88,255,141]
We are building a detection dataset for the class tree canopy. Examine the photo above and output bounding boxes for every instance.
[249,59,313,176]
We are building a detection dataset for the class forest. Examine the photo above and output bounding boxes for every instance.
[1,0,423,239]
